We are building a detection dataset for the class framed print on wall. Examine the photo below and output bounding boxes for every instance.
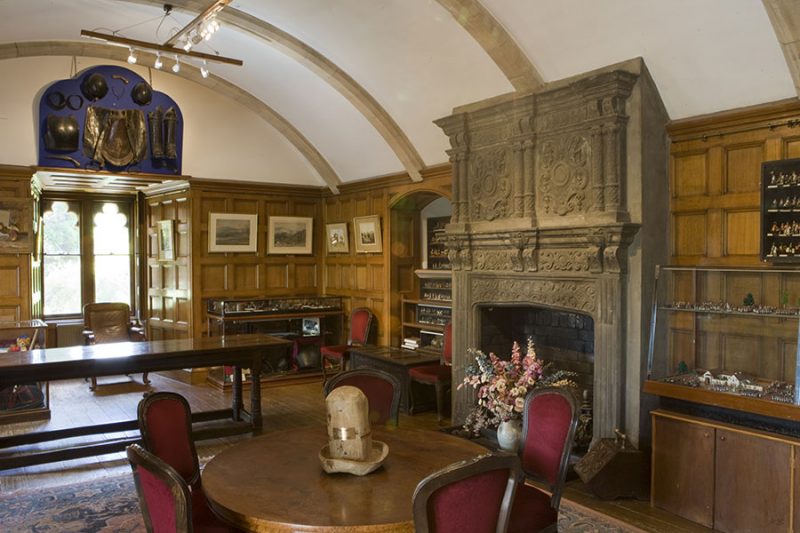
[325,222,349,253]
[156,220,175,261]
[353,215,382,253]
[0,199,32,254]
[208,213,258,253]
[268,216,313,254]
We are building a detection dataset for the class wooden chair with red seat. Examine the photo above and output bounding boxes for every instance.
[413,453,522,533]
[408,322,452,422]
[320,307,374,382]
[82,302,149,391]
[127,443,241,533]
[506,386,579,533]
[323,368,402,427]
[137,392,236,532]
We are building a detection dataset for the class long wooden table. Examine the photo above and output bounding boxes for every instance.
[203,426,489,532]
[0,334,291,471]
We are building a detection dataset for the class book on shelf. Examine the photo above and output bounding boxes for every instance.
[402,336,420,350]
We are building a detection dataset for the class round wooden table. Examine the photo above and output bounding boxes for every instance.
[202,426,488,532]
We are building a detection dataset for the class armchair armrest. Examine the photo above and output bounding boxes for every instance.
[82,329,96,345]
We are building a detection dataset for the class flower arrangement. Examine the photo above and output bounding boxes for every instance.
[458,338,576,436]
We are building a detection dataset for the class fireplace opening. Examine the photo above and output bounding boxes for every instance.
[477,305,594,451]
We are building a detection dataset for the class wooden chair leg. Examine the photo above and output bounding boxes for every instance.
[90,377,97,391]
[434,382,445,423]
[142,372,150,385]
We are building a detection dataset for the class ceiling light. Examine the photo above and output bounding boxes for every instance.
[127,47,137,64]
[172,56,181,73]
[200,60,209,79]
[154,52,163,70]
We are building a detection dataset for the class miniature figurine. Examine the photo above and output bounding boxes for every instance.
[743,293,755,306]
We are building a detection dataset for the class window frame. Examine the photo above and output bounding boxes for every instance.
[41,192,138,320]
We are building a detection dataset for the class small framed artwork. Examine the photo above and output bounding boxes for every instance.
[268,216,313,254]
[325,222,349,253]
[209,213,258,253]
[302,317,321,337]
[353,215,382,253]
[0,199,32,254]
[157,220,175,261]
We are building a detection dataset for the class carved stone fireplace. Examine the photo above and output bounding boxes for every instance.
[436,58,669,444]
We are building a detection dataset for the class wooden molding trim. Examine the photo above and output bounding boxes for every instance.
[667,97,800,141]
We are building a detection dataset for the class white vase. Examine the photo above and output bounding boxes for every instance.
[497,419,523,452]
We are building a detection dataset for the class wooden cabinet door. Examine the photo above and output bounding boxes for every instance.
[714,428,791,533]
[652,415,715,527]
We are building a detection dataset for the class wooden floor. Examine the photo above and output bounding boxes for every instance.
[0,372,446,492]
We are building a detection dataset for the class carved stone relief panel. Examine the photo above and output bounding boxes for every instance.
[470,276,598,316]
[468,148,512,222]
[538,134,592,216]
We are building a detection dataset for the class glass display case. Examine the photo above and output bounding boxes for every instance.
[644,265,800,420]
[761,157,800,263]
[0,319,50,423]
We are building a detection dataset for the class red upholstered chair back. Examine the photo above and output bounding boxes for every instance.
[442,322,453,365]
[323,368,402,427]
[518,387,579,508]
[413,454,521,533]
[138,392,201,489]
[83,302,137,343]
[127,443,192,533]
[348,307,373,346]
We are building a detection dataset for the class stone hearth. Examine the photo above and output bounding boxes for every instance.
[436,58,669,444]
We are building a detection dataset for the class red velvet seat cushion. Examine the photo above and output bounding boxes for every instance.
[520,393,573,485]
[428,467,511,533]
[331,374,395,425]
[138,466,179,532]
[320,345,347,359]
[142,397,198,485]
[408,364,451,384]
[506,482,557,533]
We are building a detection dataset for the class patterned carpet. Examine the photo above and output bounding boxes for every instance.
[0,475,144,532]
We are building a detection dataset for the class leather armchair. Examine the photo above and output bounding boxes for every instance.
[82,302,149,391]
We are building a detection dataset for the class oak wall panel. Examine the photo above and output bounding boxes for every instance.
[673,152,708,197]
[673,213,707,256]
[724,210,759,256]
[725,144,762,193]
[0,168,35,321]
[265,263,287,289]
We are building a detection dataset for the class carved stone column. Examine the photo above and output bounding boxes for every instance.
[523,139,535,218]
[513,142,525,217]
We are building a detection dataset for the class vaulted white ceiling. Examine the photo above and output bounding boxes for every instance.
[0,0,797,190]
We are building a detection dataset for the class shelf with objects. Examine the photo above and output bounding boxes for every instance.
[761,157,800,263]
[644,265,800,422]
[401,286,451,354]
[0,320,50,424]
[424,215,450,271]
[205,296,344,390]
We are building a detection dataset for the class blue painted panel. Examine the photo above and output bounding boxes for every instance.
[37,65,183,176]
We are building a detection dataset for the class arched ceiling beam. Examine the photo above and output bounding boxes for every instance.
[763,0,800,98]
[126,0,426,182]
[435,0,543,92]
[0,40,342,193]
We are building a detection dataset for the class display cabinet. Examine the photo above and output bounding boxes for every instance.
[400,298,451,354]
[761,157,800,263]
[0,320,50,423]
[424,216,450,271]
[206,296,343,388]
[644,265,800,421]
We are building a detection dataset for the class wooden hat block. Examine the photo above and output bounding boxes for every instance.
[573,431,650,501]
[320,385,388,475]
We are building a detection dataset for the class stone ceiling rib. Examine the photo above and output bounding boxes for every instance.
[125,0,426,182]
[3,41,342,194]
[763,0,800,98]
[435,0,543,92]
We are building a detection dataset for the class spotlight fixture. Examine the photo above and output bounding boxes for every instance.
[172,56,181,73]
[127,47,137,64]
[154,52,163,70]
[200,60,209,79]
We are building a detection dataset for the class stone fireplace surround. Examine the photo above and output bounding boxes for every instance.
[435,58,669,445]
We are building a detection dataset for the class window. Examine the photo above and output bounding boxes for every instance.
[42,195,135,317]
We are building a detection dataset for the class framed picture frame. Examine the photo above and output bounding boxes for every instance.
[208,213,258,253]
[156,220,175,261]
[325,222,349,253]
[353,215,382,253]
[267,216,313,254]
[0,199,32,254]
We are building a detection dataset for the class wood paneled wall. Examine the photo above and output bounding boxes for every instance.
[323,165,451,346]
[669,98,800,265]
[0,166,35,322]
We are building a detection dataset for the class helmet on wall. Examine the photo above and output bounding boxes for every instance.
[131,81,152,106]
[81,73,108,101]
